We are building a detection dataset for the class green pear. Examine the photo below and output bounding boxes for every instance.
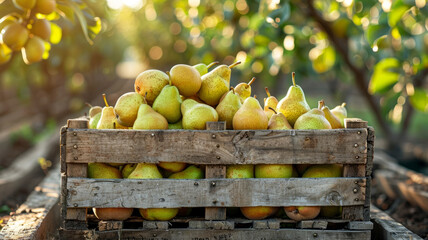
[133,104,168,130]
[215,88,241,129]
[152,84,182,123]
[226,165,254,178]
[331,103,347,128]
[233,97,268,130]
[168,165,204,179]
[122,164,137,178]
[320,206,342,218]
[302,164,342,178]
[255,164,293,178]
[319,100,342,129]
[89,112,101,129]
[88,163,122,179]
[114,92,146,127]
[181,99,218,130]
[168,120,183,129]
[97,94,116,129]
[127,163,163,179]
[198,62,241,106]
[88,105,102,118]
[276,72,310,127]
[268,108,292,130]
[170,64,202,97]
[134,70,169,105]
[234,77,255,103]
[264,87,278,120]
[139,208,179,221]
[158,162,187,173]
[193,61,218,76]
[294,107,332,130]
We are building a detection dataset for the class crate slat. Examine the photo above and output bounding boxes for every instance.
[65,128,367,165]
[66,178,366,208]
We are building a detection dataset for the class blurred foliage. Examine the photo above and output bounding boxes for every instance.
[0,0,427,140]
[9,118,56,145]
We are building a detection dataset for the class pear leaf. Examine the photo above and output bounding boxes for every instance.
[388,5,410,27]
[369,58,401,94]
[49,22,62,44]
[410,88,428,112]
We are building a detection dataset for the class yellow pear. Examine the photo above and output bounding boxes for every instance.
[97,94,116,129]
[234,77,255,103]
[181,99,218,130]
[152,84,182,123]
[33,0,56,15]
[319,100,342,129]
[268,108,292,130]
[21,36,45,64]
[331,102,347,128]
[276,72,310,127]
[1,22,29,51]
[198,61,240,106]
[294,107,332,130]
[264,87,278,120]
[158,162,187,173]
[13,0,36,10]
[30,18,51,41]
[193,61,218,76]
[133,103,168,130]
[134,70,169,105]
[215,87,241,129]
[233,96,268,130]
[170,64,201,97]
[114,92,146,127]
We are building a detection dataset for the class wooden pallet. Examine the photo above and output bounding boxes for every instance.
[60,118,374,239]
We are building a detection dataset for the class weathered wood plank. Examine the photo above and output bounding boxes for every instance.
[371,205,423,240]
[142,221,169,230]
[297,220,328,229]
[189,220,234,230]
[98,221,123,231]
[0,164,61,240]
[346,221,373,230]
[66,178,365,208]
[59,228,371,240]
[65,128,368,164]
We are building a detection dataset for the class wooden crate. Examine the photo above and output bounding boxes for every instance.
[59,118,375,240]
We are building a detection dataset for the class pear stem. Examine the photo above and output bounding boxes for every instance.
[248,77,255,86]
[292,72,296,87]
[85,103,93,108]
[268,107,277,114]
[207,61,219,69]
[231,86,235,94]
[254,95,257,99]
[318,100,325,110]
[228,61,241,69]
[102,94,109,107]
[265,87,271,97]
[341,102,347,107]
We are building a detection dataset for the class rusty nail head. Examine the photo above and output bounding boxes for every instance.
[194,182,199,186]
[74,157,78,160]
[357,131,361,135]
[353,188,358,193]
[211,182,216,186]
[355,198,359,201]
[151,133,155,137]
[313,233,318,238]
[73,132,77,136]
[216,156,221,159]
[73,203,78,207]
[216,144,220,148]
[73,145,78,149]
[212,134,216,139]
[305,137,310,141]
[355,156,359,159]
[354,143,358,147]
[153,234,157,237]
[354,181,358,184]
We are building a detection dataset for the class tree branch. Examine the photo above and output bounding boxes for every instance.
[299,0,394,141]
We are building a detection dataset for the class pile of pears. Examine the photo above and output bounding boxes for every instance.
[0,0,57,65]
[87,62,350,222]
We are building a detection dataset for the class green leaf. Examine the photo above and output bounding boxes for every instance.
[369,58,401,94]
[56,4,75,22]
[312,46,336,73]
[366,24,390,46]
[410,88,428,112]
[268,2,290,23]
[0,205,10,213]
[49,22,62,44]
[60,1,93,45]
[254,35,270,45]
[88,17,101,39]
[249,14,264,30]
[388,5,410,27]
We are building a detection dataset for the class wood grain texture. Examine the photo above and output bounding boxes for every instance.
[98,221,123,231]
[65,128,368,164]
[297,220,328,229]
[205,164,227,220]
[58,228,371,240]
[66,178,365,208]
[346,221,373,230]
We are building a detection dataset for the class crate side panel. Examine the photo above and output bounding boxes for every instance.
[67,178,365,208]
[66,128,368,164]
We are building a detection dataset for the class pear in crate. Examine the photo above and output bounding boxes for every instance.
[129,163,179,220]
[193,61,218,76]
[114,92,146,127]
[122,164,137,178]
[158,162,187,173]
[88,163,133,221]
[294,104,332,130]
[152,84,182,123]
[168,165,204,179]
[134,70,169,105]
[234,77,255,103]
[276,72,310,127]
[198,61,240,106]
[215,87,241,129]
[268,108,292,130]
[226,165,254,179]
[331,102,347,128]
[170,64,202,97]
[181,99,218,130]
[264,87,278,120]
[97,94,115,129]
[318,100,342,129]
[233,96,268,130]
[168,120,182,129]
[133,104,168,130]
